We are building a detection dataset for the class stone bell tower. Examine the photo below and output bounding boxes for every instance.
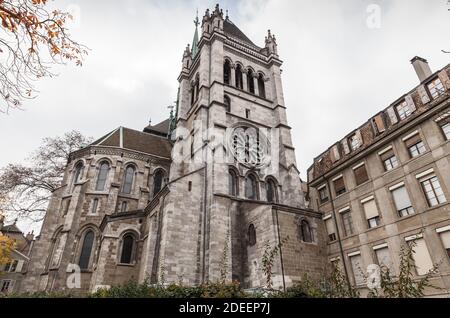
[146,4,320,289]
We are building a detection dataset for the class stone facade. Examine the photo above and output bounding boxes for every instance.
[308,58,450,296]
[21,5,327,293]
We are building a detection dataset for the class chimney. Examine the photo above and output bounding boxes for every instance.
[411,56,432,82]
[26,231,35,242]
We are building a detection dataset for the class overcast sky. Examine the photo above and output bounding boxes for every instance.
[1,0,449,233]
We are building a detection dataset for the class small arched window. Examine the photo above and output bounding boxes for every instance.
[195,75,200,102]
[120,233,136,264]
[122,166,135,194]
[224,60,231,85]
[245,174,258,200]
[73,162,84,185]
[153,170,165,197]
[235,64,243,90]
[301,220,313,243]
[78,230,95,270]
[266,179,278,203]
[248,224,256,246]
[96,162,110,191]
[247,69,255,94]
[190,85,195,106]
[258,74,266,99]
[224,95,231,112]
[229,169,238,197]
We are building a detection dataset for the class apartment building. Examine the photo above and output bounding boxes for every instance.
[307,57,450,296]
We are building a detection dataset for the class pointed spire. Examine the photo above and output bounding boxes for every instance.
[191,10,200,57]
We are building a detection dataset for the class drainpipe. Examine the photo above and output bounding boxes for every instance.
[274,207,286,292]
[324,177,352,292]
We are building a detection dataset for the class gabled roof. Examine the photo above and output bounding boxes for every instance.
[143,119,170,137]
[91,126,172,159]
[224,19,258,48]
[1,223,22,234]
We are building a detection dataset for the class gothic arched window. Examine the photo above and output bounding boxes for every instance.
[247,69,255,94]
[96,162,110,191]
[122,165,135,194]
[235,64,243,90]
[266,179,278,203]
[78,230,95,270]
[248,224,256,246]
[224,95,231,112]
[245,174,258,200]
[153,169,165,197]
[258,74,266,99]
[229,169,239,197]
[224,60,231,85]
[73,162,84,185]
[120,233,136,264]
[301,220,313,243]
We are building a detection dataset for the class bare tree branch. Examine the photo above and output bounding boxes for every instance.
[0,0,88,113]
[0,130,92,222]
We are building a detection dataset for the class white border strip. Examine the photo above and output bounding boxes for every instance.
[352,162,365,170]
[323,214,332,221]
[332,174,343,182]
[405,233,423,242]
[373,243,388,251]
[348,251,361,257]
[317,184,326,191]
[378,145,393,156]
[361,195,375,204]
[415,168,434,180]
[402,130,419,141]
[338,206,351,213]
[389,182,405,191]
[330,257,340,262]
[436,225,450,234]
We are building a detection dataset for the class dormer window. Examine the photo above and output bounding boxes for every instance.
[349,134,361,151]
[427,78,445,99]
[396,100,412,120]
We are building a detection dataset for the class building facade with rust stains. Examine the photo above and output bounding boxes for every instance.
[307,57,450,296]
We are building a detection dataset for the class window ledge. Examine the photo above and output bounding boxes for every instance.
[116,263,136,267]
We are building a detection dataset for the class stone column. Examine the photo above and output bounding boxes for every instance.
[253,74,259,96]
[230,64,236,87]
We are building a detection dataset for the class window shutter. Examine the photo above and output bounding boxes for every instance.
[439,231,450,250]
[355,130,363,145]
[341,139,350,155]
[363,200,379,219]
[386,107,398,125]
[350,255,365,285]
[380,149,395,161]
[374,114,386,133]
[325,218,335,235]
[375,247,394,273]
[405,94,416,113]
[330,144,341,163]
[354,165,369,185]
[411,238,434,276]
[417,85,431,104]
[392,186,412,211]
[438,70,450,90]
[334,177,345,193]
[15,260,24,272]
[404,133,421,147]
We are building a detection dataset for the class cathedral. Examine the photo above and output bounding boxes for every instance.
[21,5,327,293]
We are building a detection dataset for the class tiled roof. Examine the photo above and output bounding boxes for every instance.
[91,127,172,159]
[143,119,170,137]
[224,19,257,47]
